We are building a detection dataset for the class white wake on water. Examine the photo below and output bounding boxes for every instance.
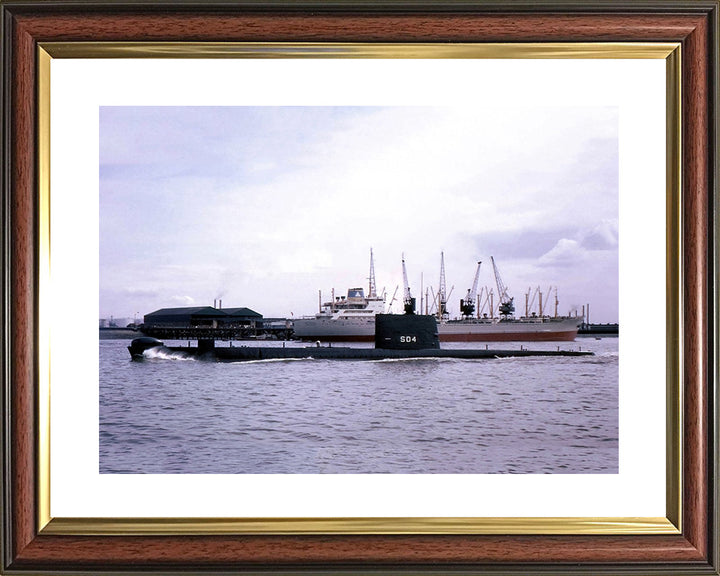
[229,357,316,365]
[142,347,196,361]
[369,356,458,364]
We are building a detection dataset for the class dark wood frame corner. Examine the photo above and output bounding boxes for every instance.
[1,1,718,574]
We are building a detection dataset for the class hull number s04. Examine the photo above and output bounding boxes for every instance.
[399,336,418,343]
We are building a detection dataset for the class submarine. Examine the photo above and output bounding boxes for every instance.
[128,314,593,361]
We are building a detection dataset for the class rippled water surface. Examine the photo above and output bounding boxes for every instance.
[100,338,618,474]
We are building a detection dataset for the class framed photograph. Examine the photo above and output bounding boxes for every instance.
[1,1,717,574]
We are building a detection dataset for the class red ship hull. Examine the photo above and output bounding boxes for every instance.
[438,330,578,342]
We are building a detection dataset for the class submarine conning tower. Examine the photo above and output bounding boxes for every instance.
[374,314,440,350]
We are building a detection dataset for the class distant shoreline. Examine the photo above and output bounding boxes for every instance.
[578,323,619,336]
[99,327,138,340]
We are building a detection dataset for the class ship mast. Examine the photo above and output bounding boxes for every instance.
[368,248,377,298]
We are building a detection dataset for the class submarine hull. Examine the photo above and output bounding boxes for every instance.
[130,340,591,361]
[128,314,593,361]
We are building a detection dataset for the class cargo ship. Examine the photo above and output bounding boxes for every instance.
[437,315,582,342]
[292,252,583,343]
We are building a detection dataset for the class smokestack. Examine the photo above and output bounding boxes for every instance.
[214,299,217,308]
[219,299,222,310]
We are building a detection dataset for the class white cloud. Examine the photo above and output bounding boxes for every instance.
[169,295,195,306]
[582,219,619,250]
[539,238,588,267]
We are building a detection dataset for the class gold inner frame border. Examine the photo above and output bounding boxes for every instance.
[36,41,682,536]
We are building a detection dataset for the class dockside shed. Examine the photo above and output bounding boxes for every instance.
[143,306,228,328]
[221,307,263,328]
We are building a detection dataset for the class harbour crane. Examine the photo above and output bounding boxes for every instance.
[429,284,454,317]
[401,254,416,314]
[491,256,515,317]
[460,261,482,318]
[437,252,449,320]
[386,285,399,313]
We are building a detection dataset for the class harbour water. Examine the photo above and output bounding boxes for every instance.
[99,337,618,474]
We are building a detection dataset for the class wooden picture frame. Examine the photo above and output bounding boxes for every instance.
[1,1,717,573]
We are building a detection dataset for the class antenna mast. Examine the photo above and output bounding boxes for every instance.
[368,248,377,298]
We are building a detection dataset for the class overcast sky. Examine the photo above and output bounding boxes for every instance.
[100,106,618,323]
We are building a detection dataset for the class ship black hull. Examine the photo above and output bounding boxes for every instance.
[130,342,592,361]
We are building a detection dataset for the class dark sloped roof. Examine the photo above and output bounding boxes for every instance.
[145,307,228,318]
[222,307,262,318]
